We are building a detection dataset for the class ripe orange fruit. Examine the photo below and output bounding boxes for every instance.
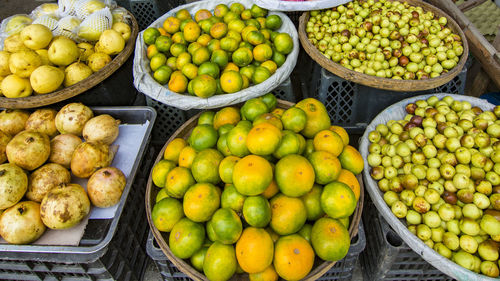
[270,194,307,235]
[247,31,265,46]
[193,47,210,65]
[168,71,188,93]
[163,17,181,34]
[213,106,241,130]
[308,151,342,184]
[337,169,361,200]
[232,155,273,196]
[183,183,220,222]
[261,180,279,199]
[295,98,331,138]
[176,9,191,20]
[253,113,283,129]
[165,166,195,198]
[163,138,186,164]
[152,197,183,232]
[169,218,205,259]
[249,265,278,281]
[197,34,212,46]
[181,63,198,80]
[273,33,293,54]
[313,129,344,157]
[321,181,357,219]
[253,44,273,62]
[183,21,201,42]
[311,217,350,261]
[226,123,251,157]
[223,62,240,73]
[220,70,243,93]
[246,123,282,156]
[195,9,212,22]
[214,4,229,17]
[236,227,274,273]
[338,145,364,175]
[261,60,277,74]
[210,208,242,244]
[210,22,228,39]
[241,26,258,41]
[330,125,350,146]
[178,146,197,168]
[273,234,314,280]
[275,154,315,197]
[300,184,325,221]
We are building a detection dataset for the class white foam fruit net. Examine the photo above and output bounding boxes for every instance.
[0,15,33,36]
[33,16,59,32]
[78,7,112,41]
[57,0,78,17]
[30,3,60,19]
[54,16,81,41]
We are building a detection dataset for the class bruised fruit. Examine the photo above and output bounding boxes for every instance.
[0,163,28,209]
[55,103,93,136]
[40,183,90,229]
[6,130,50,171]
[0,201,45,244]
[82,114,120,145]
[49,134,82,169]
[71,142,114,178]
[26,163,71,202]
[25,109,58,138]
[87,167,126,208]
[0,109,30,135]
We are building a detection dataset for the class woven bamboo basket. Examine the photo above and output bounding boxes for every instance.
[145,99,364,281]
[0,8,139,109]
[298,0,469,92]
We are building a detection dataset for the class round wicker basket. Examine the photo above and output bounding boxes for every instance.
[0,8,139,109]
[145,99,364,281]
[298,0,469,92]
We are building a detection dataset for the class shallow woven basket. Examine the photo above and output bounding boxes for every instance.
[0,7,139,109]
[298,0,469,92]
[145,99,364,281]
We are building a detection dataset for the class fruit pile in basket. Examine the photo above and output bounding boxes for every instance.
[150,94,363,281]
[0,103,125,245]
[143,3,294,98]
[367,96,500,277]
[306,0,464,80]
[0,1,132,98]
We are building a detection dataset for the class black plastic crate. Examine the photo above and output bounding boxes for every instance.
[116,0,186,30]
[360,197,455,281]
[0,146,158,281]
[146,221,365,281]
[302,63,468,133]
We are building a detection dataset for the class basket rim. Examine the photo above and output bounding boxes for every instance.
[0,7,139,109]
[145,99,365,281]
[298,0,469,92]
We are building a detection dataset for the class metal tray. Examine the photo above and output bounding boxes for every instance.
[0,106,156,263]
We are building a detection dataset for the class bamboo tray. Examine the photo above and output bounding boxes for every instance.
[298,0,469,92]
[145,99,364,281]
[0,8,139,109]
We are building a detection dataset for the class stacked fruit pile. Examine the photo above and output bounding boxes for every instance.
[305,0,464,80]
[0,103,125,245]
[367,96,500,277]
[143,3,294,98]
[150,94,363,281]
[0,1,132,98]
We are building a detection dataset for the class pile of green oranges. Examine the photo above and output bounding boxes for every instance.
[143,3,294,98]
[150,94,364,281]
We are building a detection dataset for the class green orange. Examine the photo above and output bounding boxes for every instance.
[281,107,307,133]
[169,218,205,259]
[232,47,254,67]
[203,242,237,281]
[269,194,307,235]
[300,184,325,221]
[220,70,243,93]
[188,124,218,151]
[311,217,350,261]
[165,166,195,198]
[243,195,272,227]
[275,154,315,197]
[246,122,282,156]
[191,148,223,184]
[320,181,357,219]
[152,197,184,232]
[192,74,217,98]
[210,208,242,244]
[241,98,268,121]
[232,155,273,196]
[308,151,342,185]
[219,156,240,184]
[221,184,247,212]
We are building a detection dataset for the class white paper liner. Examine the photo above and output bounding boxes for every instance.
[253,0,352,12]
[133,0,299,110]
[359,93,499,281]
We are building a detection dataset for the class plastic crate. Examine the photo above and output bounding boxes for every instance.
[146,221,365,281]
[0,146,158,281]
[145,77,296,144]
[302,63,468,132]
[360,198,454,281]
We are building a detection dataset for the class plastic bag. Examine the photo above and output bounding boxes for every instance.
[57,0,79,17]
[78,7,112,41]
[33,16,59,32]
[253,0,352,11]
[360,93,498,281]
[54,16,81,41]
[0,14,32,36]
[30,3,60,19]
[133,0,299,110]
